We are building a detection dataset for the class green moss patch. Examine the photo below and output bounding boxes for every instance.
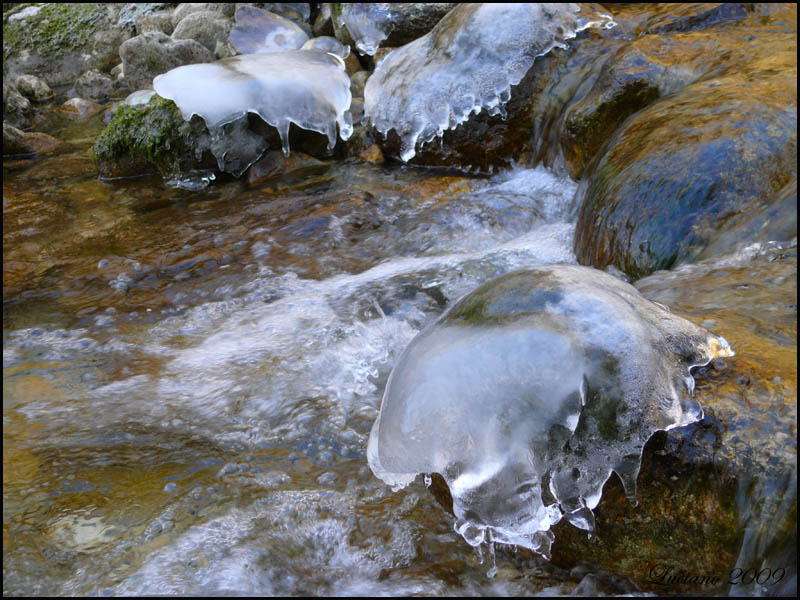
[3,3,108,61]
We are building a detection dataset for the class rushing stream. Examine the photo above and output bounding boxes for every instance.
[4,80,797,595]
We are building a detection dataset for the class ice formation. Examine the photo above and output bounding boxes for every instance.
[301,36,350,60]
[153,51,353,157]
[368,266,734,557]
[364,3,615,161]
[229,5,309,54]
[334,3,395,56]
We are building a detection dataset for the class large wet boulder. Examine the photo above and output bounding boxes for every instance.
[119,31,214,90]
[574,75,796,280]
[3,3,131,84]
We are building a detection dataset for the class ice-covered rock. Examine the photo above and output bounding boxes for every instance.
[332,3,457,56]
[364,3,615,161]
[153,50,352,156]
[301,36,350,59]
[229,5,309,54]
[368,265,733,558]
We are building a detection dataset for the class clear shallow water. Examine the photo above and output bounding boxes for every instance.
[4,112,796,595]
[4,128,601,595]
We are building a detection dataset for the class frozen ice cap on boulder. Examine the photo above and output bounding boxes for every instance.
[364,3,615,161]
[153,50,353,157]
[368,265,733,557]
[229,5,310,54]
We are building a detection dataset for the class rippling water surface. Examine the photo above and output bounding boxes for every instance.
[4,105,796,595]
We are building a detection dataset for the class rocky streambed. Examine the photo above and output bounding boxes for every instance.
[3,2,797,596]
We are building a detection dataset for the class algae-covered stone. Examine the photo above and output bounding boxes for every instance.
[93,95,215,179]
[3,3,131,84]
[3,79,32,128]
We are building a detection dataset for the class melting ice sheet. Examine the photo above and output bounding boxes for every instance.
[153,50,352,157]
[368,265,734,557]
[364,3,615,161]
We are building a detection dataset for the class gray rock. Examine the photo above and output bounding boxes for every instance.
[3,80,32,128]
[117,3,166,30]
[14,74,54,102]
[136,10,175,35]
[71,69,114,103]
[171,3,235,27]
[172,10,234,56]
[119,31,214,90]
[3,121,33,155]
[3,4,133,84]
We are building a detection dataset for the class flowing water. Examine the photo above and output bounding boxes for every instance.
[3,108,796,595]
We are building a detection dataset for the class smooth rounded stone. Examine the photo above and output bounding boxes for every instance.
[136,10,175,35]
[171,2,235,28]
[369,265,734,558]
[14,74,54,102]
[70,69,114,103]
[229,6,309,54]
[331,3,458,56]
[3,3,131,84]
[119,31,214,90]
[171,9,234,56]
[3,79,33,128]
[574,78,796,280]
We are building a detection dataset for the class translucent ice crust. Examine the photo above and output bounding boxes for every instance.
[153,50,353,158]
[367,266,734,558]
[334,3,395,56]
[364,3,615,161]
[229,5,309,54]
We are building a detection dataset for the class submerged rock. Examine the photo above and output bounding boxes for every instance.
[364,3,615,163]
[368,265,733,558]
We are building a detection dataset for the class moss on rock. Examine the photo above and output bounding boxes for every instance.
[3,3,107,61]
[93,95,214,179]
